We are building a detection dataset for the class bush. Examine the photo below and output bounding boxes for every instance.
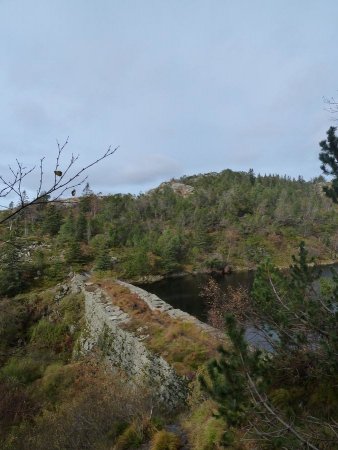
[59,293,84,328]
[40,363,75,402]
[0,380,39,432]
[114,423,144,449]
[0,298,29,353]
[30,319,69,353]
[1,357,42,384]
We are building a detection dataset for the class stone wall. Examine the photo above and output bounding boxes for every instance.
[117,280,224,341]
[71,275,188,410]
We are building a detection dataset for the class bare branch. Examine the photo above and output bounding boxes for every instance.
[0,140,119,225]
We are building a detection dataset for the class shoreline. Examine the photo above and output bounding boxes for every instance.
[126,258,338,285]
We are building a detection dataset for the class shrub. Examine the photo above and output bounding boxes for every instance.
[40,363,75,402]
[1,357,42,384]
[59,293,84,328]
[30,319,69,353]
[0,380,39,432]
[114,423,144,449]
[0,298,29,352]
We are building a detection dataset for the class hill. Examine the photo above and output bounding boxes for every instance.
[1,168,337,292]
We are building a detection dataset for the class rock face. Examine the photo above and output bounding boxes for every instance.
[71,275,188,410]
[149,181,195,198]
[169,182,194,197]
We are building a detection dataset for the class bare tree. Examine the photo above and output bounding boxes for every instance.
[0,138,118,225]
[324,96,338,115]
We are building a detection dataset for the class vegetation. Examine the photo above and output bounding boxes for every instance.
[198,128,338,449]
[0,128,338,448]
[96,280,222,377]
[1,168,337,294]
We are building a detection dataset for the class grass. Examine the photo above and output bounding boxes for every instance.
[94,279,223,378]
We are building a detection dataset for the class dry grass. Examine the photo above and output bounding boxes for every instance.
[96,278,222,378]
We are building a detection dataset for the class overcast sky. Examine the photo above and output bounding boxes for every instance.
[1,1,338,197]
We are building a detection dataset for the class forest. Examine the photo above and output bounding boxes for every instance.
[1,169,337,294]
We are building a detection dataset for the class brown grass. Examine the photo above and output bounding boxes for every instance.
[95,278,222,378]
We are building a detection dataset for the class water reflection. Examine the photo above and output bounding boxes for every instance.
[139,264,337,349]
[139,271,255,323]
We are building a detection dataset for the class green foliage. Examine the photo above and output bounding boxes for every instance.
[65,240,85,265]
[45,257,66,281]
[2,168,337,279]
[40,205,62,236]
[59,293,84,328]
[122,246,151,277]
[0,298,29,353]
[94,247,112,271]
[202,244,338,448]
[58,212,75,243]
[1,356,42,384]
[157,229,185,272]
[319,126,338,202]
[184,399,227,450]
[0,237,27,296]
[29,319,69,352]
[40,363,75,402]
[76,211,87,241]
[199,316,264,446]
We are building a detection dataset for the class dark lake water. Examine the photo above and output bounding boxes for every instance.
[139,264,337,348]
[139,270,255,322]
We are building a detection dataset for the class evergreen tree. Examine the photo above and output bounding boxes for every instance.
[58,213,76,243]
[41,205,62,236]
[76,212,87,242]
[319,126,338,202]
[0,237,26,296]
[94,247,112,271]
[202,244,338,448]
[65,240,85,265]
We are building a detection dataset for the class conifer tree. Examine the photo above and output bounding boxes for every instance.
[202,244,338,448]
[0,237,26,296]
[319,126,338,202]
[94,247,111,271]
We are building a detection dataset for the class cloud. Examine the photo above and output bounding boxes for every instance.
[88,153,182,192]
[1,0,338,195]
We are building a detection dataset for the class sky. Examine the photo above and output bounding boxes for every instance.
[1,0,338,198]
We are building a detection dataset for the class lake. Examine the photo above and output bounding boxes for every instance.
[139,270,255,322]
[138,264,337,349]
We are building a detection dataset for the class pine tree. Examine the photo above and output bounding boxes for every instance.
[41,205,62,236]
[0,237,26,296]
[65,240,85,265]
[76,212,87,242]
[58,213,75,243]
[319,126,338,202]
[201,244,338,448]
[94,247,111,271]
